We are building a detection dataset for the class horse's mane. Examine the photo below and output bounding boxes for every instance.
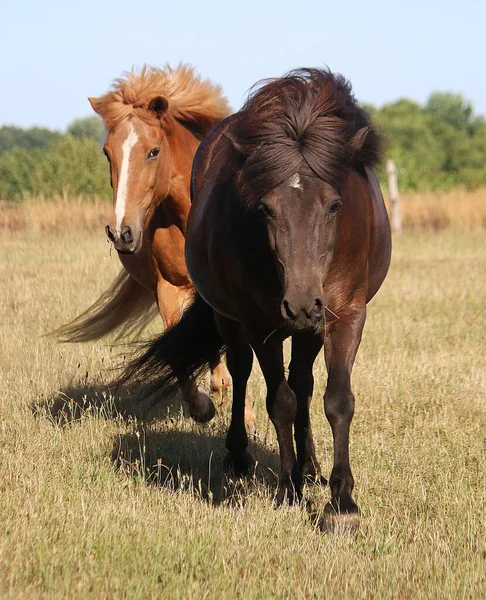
[229,68,382,206]
[90,64,231,136]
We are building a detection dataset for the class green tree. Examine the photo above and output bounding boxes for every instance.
[0,125,61,156]
[368,92,486,191]
[425,92,474,133]
[372,99,446,190]
[67,116,105,144]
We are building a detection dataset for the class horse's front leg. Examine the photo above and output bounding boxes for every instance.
[322,302,366,530]
[156,277,215,423]
[253,339,299,505]
[288,332,326,486]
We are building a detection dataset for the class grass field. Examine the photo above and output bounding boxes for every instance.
[1,206,485,598]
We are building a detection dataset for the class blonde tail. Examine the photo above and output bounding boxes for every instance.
[50,269,158,343]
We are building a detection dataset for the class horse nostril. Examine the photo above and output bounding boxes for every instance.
[283,300,295,320]
[313,298,323,316]
[105,225,116,242]
[120,226,133,244]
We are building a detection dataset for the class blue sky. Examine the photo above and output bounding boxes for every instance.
[1,0,484,130]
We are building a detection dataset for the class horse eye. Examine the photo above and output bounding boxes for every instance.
[327,200,342,216]
[147,147,160,159]
[103,148,111,162]
[260,203,273,217]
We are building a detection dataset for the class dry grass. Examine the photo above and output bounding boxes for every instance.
[0,208,485,598]
[385,187,486,231]
[0,195,111,233]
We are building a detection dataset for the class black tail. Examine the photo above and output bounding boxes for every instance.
[116,294,225,404]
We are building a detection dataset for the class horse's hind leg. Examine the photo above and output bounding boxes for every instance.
[322,303,366,530]
[214,314,254,476]
[156,277,215,423]
[288,333,326,486]
[209,360,230,411]
[210,359,257,435]
[243,394,257,437]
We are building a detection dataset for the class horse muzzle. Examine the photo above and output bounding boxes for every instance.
[281,297,324,333]
[106,225,141,254]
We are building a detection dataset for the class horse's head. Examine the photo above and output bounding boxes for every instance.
[89,65,230,254]
[229,69,375,334]
[90,96,174,254]
[259,173,345,333]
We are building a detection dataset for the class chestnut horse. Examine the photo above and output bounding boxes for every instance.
[54,64,246,424]
[119,69,391,529]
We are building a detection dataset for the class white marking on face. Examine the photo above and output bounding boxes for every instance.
[289,173,302,189]
[115,122,138,234]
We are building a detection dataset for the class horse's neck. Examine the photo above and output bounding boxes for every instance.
[154,122,200,234]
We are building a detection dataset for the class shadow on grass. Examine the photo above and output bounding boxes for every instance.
[32,382,285,509]
[33,386,330,521]
[112,427,281,506]
[31,383,186,425]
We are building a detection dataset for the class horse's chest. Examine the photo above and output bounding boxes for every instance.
[152,226,191,286]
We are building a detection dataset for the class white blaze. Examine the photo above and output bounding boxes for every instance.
[289,173,302,189]
[115,122,138,234]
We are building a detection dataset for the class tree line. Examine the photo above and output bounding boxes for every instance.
[0,118,111,201]
[0,91,485,201]
[366,92,486,190]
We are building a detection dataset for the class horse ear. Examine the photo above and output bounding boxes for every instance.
[88,97,103,116]
[223,131,249,157]
[349,126,370,151]
[148,96,169,118]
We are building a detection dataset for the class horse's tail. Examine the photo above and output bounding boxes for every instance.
[50,269,157,343]
[116,293,225,404]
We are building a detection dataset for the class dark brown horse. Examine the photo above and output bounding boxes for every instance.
[120,69,391,528]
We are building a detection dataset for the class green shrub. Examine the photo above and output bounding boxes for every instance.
[0,135,111,202]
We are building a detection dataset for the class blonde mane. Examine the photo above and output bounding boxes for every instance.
[90,64,231,135]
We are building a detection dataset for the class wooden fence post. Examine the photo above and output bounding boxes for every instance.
[386,159,402,235]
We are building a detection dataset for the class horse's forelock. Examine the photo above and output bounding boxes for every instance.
[231,69,382,207]
[92,64,230,134]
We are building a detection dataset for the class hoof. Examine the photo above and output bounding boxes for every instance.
[223,451,255,477]
[187,390,216,424]
[319,502,360,534]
